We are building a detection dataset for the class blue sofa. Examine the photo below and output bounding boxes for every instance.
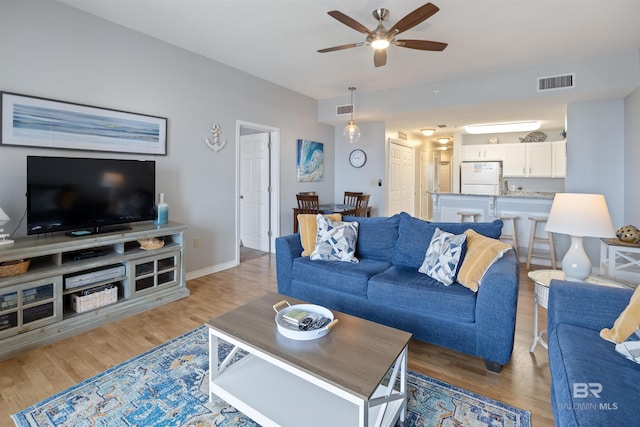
[275,212,520,372]
[548,280,639,426]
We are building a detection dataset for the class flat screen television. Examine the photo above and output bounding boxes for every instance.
[27,156,156,235]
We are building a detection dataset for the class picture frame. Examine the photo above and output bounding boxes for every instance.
[296,139,324,182]
[0,92,167,155]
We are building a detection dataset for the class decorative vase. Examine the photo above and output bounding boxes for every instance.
[155,193,169,225]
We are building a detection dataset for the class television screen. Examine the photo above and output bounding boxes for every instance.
[27,156,156,235]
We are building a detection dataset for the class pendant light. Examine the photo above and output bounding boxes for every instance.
[343,87,361,143]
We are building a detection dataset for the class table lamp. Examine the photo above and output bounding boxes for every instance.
[0,206,14,246]
[545,193,615,281]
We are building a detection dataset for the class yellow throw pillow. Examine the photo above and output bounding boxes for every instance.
[298,213,342,256]
[600,286,640,343]
[457,229,512,292]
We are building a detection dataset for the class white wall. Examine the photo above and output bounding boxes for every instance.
[565,98,626,265]
[333,121,386,216]
[0,0,334,275]
[624,87,640,226]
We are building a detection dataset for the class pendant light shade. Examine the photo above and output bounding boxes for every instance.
[344,87,361,143]
[344,120,361,143]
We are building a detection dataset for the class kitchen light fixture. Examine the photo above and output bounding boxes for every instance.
[464,121,541,135]
[437,137,449,144]
[343,87,361,143]
[0,206,14,246]
[421,129,436,136]
[545,193,615,281]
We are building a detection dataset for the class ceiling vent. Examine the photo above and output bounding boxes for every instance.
[537,73,575,92]
[336,104,353,116]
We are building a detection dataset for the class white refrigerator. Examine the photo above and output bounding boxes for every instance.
[460,161,502,195]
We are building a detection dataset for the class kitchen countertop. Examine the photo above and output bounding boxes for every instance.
[429,191,555,200]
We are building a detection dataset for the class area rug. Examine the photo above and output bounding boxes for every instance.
[12,326,530,427]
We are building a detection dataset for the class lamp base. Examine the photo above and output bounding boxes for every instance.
[561,235,591,281]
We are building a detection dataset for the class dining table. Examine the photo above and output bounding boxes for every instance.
[292,203,370,233]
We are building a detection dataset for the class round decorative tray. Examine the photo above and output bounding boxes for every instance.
[273,301,338,341]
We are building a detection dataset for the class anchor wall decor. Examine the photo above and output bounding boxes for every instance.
[205,124,226,152]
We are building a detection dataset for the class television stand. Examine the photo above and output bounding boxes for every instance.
[0,222,188,361]
[66,225,132,237]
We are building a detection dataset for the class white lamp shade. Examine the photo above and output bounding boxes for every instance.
[0,206,10,224]
[545,193,615,238]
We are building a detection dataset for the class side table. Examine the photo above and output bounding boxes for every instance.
[600,238,640,282]
[528,269,629,352]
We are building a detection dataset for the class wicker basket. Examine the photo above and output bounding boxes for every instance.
[0,259,30,278]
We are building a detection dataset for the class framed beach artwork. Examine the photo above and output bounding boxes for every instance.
[296,139,324,182]
[0,92,167,155]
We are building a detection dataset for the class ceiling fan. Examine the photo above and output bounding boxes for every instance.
[317,2,448,67]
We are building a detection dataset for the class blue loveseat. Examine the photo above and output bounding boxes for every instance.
[548,280,639,426]
[275,212,520,372]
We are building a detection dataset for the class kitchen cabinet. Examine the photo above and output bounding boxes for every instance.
[503,142,552,177]
[551,140,567,177]
[462,144,503,161]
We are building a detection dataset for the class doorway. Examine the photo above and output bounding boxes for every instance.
[236,121,280,265]
[388,139,415,216]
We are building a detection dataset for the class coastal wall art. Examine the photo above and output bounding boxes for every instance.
[0,92,167,155]
[296,139,324,182]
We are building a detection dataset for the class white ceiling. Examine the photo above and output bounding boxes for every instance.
[56,0,640,139]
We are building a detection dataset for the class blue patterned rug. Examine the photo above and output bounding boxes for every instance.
[12,326,530,427]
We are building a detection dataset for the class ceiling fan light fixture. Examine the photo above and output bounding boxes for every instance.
[371,38,390,49]
[464,121,541,134]
[344,86,361,143]
[421,128,436,136]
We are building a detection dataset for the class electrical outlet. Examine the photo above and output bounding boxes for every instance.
[194,238,200,249]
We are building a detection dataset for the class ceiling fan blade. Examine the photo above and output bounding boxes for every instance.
[327,10,373,35]
[389,3,439,34]
[374,49,387,67]
[396,39,448,51]
[317,43,363,53]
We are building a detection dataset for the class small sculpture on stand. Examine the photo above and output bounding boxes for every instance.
[616,225,640,244]
[205,123,226,152]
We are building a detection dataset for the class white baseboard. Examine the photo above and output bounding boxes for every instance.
[186,260,237,281]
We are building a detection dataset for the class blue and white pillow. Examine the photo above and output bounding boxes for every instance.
[310,214,359,263]
[418,227,466,285]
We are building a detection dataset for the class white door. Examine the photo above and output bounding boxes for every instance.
[388,141,414,216]
[240,132,270,252]
[440,161,451,192]
[401,146,414,213]
[420,149,430,220]
[389,143,403,215]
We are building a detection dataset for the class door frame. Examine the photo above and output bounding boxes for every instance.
[235,120,280,265]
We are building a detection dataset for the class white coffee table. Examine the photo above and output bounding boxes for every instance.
[528,269,629,352]
[206,293,412,427]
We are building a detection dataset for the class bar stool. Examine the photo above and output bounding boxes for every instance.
[457,211,480,223]
[526,216,557,269]
[496,214,519,258]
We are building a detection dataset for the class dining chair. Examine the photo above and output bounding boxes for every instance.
[352,194,370,217]
[343,191,363,206]
[296,194,320,214]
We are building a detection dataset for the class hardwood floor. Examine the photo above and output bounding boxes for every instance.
[0,254,553,426]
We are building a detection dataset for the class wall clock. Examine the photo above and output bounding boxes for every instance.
[349,149,367,168]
